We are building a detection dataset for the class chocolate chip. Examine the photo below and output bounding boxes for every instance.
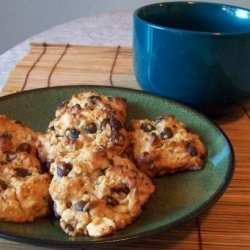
[49,125,55,131]
[126,123,135,132]
[66,202,72,208]
[15,120,25,126]
[87,95,101,104]
[160,127,173,140]
[188,143,198,156]
[103,196,119,206]
[140,123,155,132]
[14,168,31,177]
[111,184,130,195]
[99,169,106,175]
[57,101,69,110]
[65,224,74,232]
[107,159,114,165]
[71,104,81,112]
[0,133,12,152]
[0,179,7,190]
[41,162,51,173]
[68,128,80,139]
[0,132,12,140]
[100,118,110,131]
[57,162,73,177]
[17,143,32,153]
[74,201,86,211]
[125,143,135,160]
[84,123,97,134]
[111,131,125,146]
[110,114,122,131]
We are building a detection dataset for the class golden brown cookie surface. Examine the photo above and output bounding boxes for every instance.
[49,156,155,237]
[127,115,207,177]
[0,115,51,222]
[37,92,128,165]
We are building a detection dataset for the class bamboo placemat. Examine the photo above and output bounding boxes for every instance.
[1,43,250,250]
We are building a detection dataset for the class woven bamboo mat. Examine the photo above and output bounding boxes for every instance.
[1,43,139,95]
[1,43,250,250]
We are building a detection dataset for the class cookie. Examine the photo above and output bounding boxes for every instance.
[0,115,51,222]
[36,92,128,164]
[49,155,155,237]
[50,91,127,135]
[126,115,207,177]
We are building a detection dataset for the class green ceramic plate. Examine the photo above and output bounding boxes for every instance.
[0,86,234,247]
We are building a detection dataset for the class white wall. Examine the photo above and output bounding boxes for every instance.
[0,0,249,54]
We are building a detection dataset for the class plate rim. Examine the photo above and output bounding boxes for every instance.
[0,85,235,247]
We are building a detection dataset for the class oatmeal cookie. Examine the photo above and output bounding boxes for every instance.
[36,92,128,164]
[126,115,207,177]
[50,91,127,135]
[49,156,155,237]
[0,115,51,222]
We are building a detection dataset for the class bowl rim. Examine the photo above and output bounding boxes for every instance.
[133,1,250,36]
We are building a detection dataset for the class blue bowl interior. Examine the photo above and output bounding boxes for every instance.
[136,2,250,33]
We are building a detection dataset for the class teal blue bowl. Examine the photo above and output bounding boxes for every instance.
[133,1,250,114]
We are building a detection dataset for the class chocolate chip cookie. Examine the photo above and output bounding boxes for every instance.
[126,115,207,177]
[37,92,128,165]
[0,115,51,222]
[49,155,155,237]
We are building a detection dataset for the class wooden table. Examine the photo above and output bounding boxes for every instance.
[0,43,250,250]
